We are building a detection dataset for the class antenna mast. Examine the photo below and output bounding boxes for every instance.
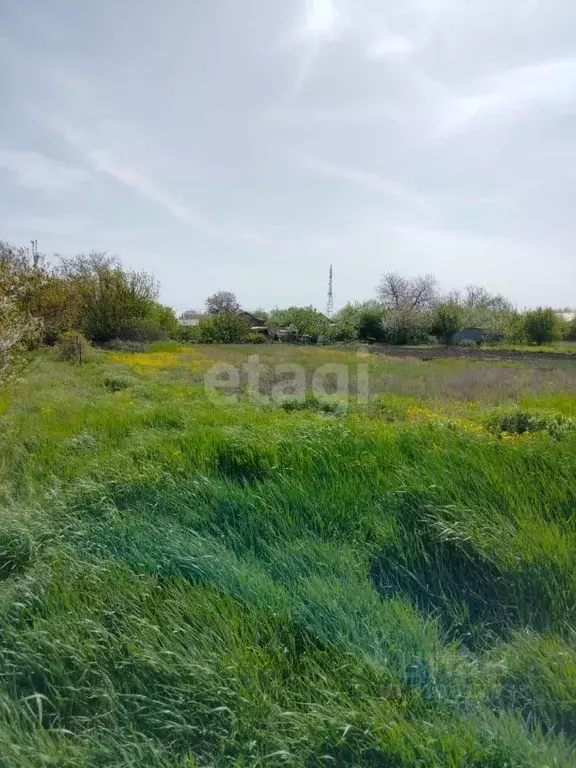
[326,264,334,318]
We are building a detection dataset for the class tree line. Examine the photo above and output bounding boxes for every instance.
[0,242,178,382]
[186,276,575,347]
[1,239,575,384]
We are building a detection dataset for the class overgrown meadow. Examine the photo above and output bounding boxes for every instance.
[1,343,576,766]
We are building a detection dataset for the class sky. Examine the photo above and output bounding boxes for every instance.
[1,0,575,314]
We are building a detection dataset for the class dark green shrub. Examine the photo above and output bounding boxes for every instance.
[523,308,560,345]
[177,325,200,343]
[197,312,251,343]
[55,331,90,363]
[103,374,132,392]
[280,393,346,415]
[103,339,148,352]
[430,302,464,345]
[245,332,266,344]
[484,409,575,437]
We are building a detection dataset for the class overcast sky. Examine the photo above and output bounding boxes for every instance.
[1,0,575,313]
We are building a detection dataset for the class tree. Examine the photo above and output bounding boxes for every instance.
[376,273,438,311]
[205,291,240,315]
[58,253,161,343]
[268,307,329,341]
[523,308,560,345]
[460,285,515,341]
[375,273,437,345]
[330,302,386,343]
[0,244,42,385]
[381,307,430,345]
[197,311,251,343]
[249,307,268,322]
[357,307,386,342]
[565,317,576,342]
[430,302,464,345]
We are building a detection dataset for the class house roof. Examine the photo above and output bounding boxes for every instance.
[180,310,204,319]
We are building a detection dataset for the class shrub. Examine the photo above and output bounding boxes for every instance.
[103,374,132,392]
[358,308,386,342]
[484,409,575,438]
[280,393,346,415]
[177,324,200,343]
[0,244,43,384]
[523,308,560,345]
[245,332,266,344]
[330,303,383,343]
[430,302,464,345]
[58,253,175,343]
[55,331,90,363]
[268,307,329,342]
[564,318,576,342]
[102,339,148,353]
[197,312,251,343]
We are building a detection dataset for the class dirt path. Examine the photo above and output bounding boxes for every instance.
[370,345,576,363]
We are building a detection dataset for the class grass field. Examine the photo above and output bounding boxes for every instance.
[1,343,576,766]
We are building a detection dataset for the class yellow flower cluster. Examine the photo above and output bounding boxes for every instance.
[109,349,213,374]
[500,431,531,443]
[406,405,444,422]
[109,352,182,369]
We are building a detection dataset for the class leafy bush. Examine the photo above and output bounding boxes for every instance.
[55,331,90,363]
[430,302,464,344]
[103,374,133,392]
[280,393,346,415]
[102,339,148,353]
[197,312,252,343]
[245,332,266,344]
[177,324,200,343]
[523,308,560,345]
[484,409,575,437]
[563,318,576,342]
[357,307,386,342]
[455,339,480,348]
[268,306,329,342]
[0,243,43,384]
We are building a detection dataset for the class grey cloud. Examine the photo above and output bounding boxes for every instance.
[0,0,575,310]
[0,149,91,191]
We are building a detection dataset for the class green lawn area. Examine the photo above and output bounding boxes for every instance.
[489,342,576,355]
[1,344,575,766]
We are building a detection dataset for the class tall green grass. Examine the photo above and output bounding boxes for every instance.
[0,350,575,765]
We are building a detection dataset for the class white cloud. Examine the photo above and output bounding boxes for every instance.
[298,0,341,41]
[88,149,207,227]
[298,152,431,209]
[0,149,91,191]
[290,0,344,93]
[440,58,576,133]
[51,122,208,228]
[366,35,415,60]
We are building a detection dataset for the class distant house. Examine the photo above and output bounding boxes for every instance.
[237,311,268,336]
[180,309,269,334]
[558,311,576,323]
[237,311,266,328]
[179,310,204,327]
[451,327,486,345]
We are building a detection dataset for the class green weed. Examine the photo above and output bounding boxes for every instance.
[0,348,575,766]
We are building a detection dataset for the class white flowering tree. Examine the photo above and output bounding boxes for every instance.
[0,243,42,386]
